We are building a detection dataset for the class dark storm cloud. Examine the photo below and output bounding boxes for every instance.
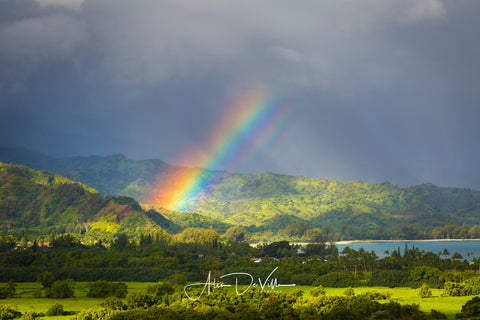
[1,0,479,189]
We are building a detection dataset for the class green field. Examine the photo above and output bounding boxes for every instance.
[0,283,472,319]
[321,287,471,318]
[252,285,471,317]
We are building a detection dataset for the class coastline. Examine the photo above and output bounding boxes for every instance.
[290,239,480,246]
[333,239,480,245]
[250,239,480,247]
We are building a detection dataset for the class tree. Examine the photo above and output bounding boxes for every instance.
[291,273,318,285]
[101,297,127,311]
[50,234,78,248]
[112,234,129,251]
[261,296,282,320]
[21,228,28,247]
[302,243,327,257]
[262,241,294,258]
[168,274,187,287]
[175,227,206,243]
[304,228,326,243]
[86,281,128,298]
[37,271,55,288]
[200,228,220,247]
[452,252,464,260]
[452,251,464,275]
[418,283,432,298]
[46,303,64,316]
[0,236,16,252]
[126,292,157,309]
[459,296,480,319]
[146,281,173,299]
[139,233,153,247]
[45,280,74,299]
[224,226,245,242]
[236,303,262,320]
[285,222,308,239]
[0,280,16,299]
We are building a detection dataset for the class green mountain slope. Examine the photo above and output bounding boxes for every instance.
[2,148,480,238]
[0,162,181,241]
[155,207,233,233]
[187,172,480,236]
[0,148,167,197]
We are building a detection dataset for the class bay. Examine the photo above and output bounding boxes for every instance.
[333,240,480,260]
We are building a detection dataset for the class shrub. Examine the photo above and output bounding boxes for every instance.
[323,306,357,320]
[87,281,128,298]
[344,287,355,296]
[442,277,480,297]
[418,283,432,298]
[368,310,391,319]
[458,296,480,319]
[45,280,74,299]
[37,271,55,288]
[290,273,318,286]
[430,309,446,319]
[310,285,326,297]
[261,296,282,320]
[0,304,21,320]
[71,308,119,320]
[314,272,356,287]
[0,281,16,299]
[126,292,157,309]
[369,270,410,288]
[168,274,187,287]
[108,308,183,320]
[22,311,39,320]
[101,297,126,311]
[146,282,173,299]
[46,303,64,316]
[442,281,471,297]
[236,303,262,320]
[287,289,304,301]
[465,276,480,295]
[409,266,443,288]
[32,290,42,299]
[358,290,392,300]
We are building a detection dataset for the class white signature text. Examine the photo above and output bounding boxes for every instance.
[184,267,296,301]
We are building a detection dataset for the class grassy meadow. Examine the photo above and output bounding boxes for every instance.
[0,282,473,319]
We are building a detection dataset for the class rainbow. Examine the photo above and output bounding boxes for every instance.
[148,88,289,211]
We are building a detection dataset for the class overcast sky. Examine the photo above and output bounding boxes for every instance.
[1,0,479,189]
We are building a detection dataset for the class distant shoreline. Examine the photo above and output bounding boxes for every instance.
[333,239,480,245]
[286,239,480,246]
[249,239,480,247]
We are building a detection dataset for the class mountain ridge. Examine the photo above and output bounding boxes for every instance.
[2,147,480,239]
[0,161,182,241]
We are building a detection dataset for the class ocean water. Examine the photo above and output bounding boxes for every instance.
[334,240,480,260]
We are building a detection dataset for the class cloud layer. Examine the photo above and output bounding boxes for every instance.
[1,0,479,189]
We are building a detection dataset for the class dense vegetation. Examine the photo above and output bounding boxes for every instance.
[2,236,480,318]
[2,148,480,240]
[1,284,464,320]
[1,232,480,290]
[3,150,480,318]
[4,160,480,244]
[0,162,180,242]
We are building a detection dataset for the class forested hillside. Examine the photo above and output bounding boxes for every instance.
[184,173,480,238]
[0,162,180,242]
[2,148,480,239]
